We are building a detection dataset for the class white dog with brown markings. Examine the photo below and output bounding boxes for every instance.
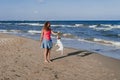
[55,32,64,55]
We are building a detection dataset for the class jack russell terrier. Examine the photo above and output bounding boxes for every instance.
[55,32,64,55]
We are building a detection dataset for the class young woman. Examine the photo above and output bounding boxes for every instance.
[40,21,57,63]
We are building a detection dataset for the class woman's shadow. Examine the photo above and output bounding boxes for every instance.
[51,50,92,61]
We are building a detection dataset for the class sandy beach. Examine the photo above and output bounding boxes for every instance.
[0,33,120,80]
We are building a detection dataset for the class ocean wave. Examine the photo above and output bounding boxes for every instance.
[89,24,120,31]
[16,23,43,26]
[28,30,41,34]
[14,22,75,27]
[51,24,84,27]
[89,25,97,28]
[94,27,112,31]
[0,30,8,33]
[74,24,84,27]
[62,33,77,38]
[16,23,74,27]
[89,25,112,31]
[118,34,120,37]
[9,30,22,33]
[110,25,120,29]
[100,24,120,29]
[51,24,74,27]
[17,23,69,27]
[86,38,120,47]
[0,29,22,33]
[100,24,112,27]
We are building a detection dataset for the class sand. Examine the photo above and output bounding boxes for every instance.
[0,33,120,80]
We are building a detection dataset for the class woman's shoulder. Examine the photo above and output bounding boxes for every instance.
[42,29,51,32]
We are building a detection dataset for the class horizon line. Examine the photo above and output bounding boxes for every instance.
[0,20,120,21]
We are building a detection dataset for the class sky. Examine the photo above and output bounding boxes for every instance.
[0,0,120,20]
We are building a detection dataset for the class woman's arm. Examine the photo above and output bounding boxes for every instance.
[40,29,44,45]
[51,30,58,35]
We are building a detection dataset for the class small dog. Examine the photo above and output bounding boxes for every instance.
[55,32,64,55]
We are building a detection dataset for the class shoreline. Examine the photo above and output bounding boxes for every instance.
[0,33,120,80]
[7,32,120,60]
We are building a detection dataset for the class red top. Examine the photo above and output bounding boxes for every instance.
[43,29,51,40]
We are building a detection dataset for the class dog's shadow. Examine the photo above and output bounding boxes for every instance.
[51,50,92,61]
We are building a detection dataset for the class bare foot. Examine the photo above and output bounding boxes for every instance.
[48,60,52,63]
[44,60,49,63]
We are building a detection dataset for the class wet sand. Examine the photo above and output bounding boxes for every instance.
[0,33,120,80]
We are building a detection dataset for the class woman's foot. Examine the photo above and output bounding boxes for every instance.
[44,60,49,63]
[48,60,52,63]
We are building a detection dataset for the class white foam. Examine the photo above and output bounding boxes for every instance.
[118,34,120,37]
[77,38,87,42]
[9,30,21,33]
[101,24,112,27]
[89,25,97,28]
[88,24,120,31]
[111,42,120,47]
[111,25,120,29]
[51,24,73,27]
[94,27,112,31]
[28,30,41,34]
[77,37,120,48]
[93,38,120,47]
[0,29,23,34]
[100,25,120,29]
[63,33,71,36]
[89,24,120,31]
[0,30,9,33]
[75,24,83,27]
[29,23,43,26]
[16,23,43,26]
[89,25,112,31]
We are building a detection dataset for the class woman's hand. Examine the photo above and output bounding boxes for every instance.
[40,29,43,46]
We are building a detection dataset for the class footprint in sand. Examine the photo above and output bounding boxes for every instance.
[42,67,52,71]
[3,77,10,80]
[10,69,16,72]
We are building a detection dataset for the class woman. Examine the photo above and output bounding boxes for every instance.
[40,21,57,63]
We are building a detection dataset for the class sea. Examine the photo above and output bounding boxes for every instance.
[0,20,120,60]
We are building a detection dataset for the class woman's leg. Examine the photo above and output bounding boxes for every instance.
[47,49,52,62]
[44,48,49,62]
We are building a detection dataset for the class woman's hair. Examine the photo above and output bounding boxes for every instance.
[43,21,51,31]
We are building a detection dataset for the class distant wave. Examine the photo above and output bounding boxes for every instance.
[28,30,41,34]
[1,22,120,29]
[60,35,120,48]
[0,30,8,33]
[16,23,44,26]
[51,24,72,27]
[118,34,120,37]
[0,29,42,34]
[85,38,120,47]
[61,32,120,47]
[100,24,113,27]
[74,24,84,27]
[110,25,120,29]
[0,29,22,33]
[89,25,97,28]
[89,24,120,31]
[0,22,85,27]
